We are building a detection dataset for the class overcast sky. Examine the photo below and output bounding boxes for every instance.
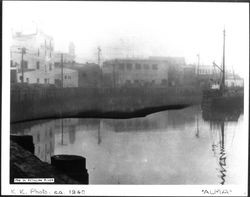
[4,1,249,77]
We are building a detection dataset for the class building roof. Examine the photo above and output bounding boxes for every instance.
[12,30,53,40]
[104,56,186,65]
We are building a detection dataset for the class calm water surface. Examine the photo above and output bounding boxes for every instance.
[11,105,246,185]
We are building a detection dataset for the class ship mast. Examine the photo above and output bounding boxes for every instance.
[221,28,226,91]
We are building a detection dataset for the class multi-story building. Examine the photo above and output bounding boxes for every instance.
[54,67,79,88]
[102,57,185,88]
[53,42,76,64]
[53,43,79,88]
[10,30,55,85]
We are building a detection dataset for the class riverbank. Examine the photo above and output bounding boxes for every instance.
[10,140,79,184]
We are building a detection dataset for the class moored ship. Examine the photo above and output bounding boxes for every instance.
[202,29,244,110]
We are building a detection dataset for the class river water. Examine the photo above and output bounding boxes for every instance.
[11,105,246,185]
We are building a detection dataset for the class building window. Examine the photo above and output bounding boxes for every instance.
[126,80,131,84]
[49,63,52,71]
[135,64,141,70]
[65,75,67,79]
[26,78,29,83]
[54,62,60,67]
[44,78,47,84]
[37,133,40,142]
[48,78,50,84]
[10,60,13,67]
[37,78,40,83]
[119,63,125,70]
[36,61,40,69]
[19,76,23,81]
[134,80,139,84]
[161,79,167,85]
[23,60,28,69]
[126,63,132,70]
[152,64,158,70]
[143,64,149,69]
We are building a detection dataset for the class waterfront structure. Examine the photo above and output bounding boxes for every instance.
[102,57,185,87]
[10,30,55,85]
[225,73,244,87]
[196,64,221,88]
[197,64,220,76]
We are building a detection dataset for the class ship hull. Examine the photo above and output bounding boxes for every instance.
[202,89,243,110]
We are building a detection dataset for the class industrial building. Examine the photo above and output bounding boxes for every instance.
[102,57,185,88]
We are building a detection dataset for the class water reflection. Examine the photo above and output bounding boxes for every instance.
[11,105,244,184]
[201,105,243,185]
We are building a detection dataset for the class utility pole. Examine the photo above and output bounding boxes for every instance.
[197,54,200,76]
[222,29,226,90]
[61,53,64,88]
[97,47,101,66]
[113,64,116,88]
[18,47,26,83]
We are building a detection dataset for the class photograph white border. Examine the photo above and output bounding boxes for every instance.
[1,1,249,196]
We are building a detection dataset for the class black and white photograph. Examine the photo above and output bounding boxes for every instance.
[1,1,249,196]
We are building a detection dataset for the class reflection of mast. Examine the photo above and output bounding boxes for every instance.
[209,121,227,185]
[195,106,200,138]
[97,121,102,145]
[61,119,67,145]
[219,121,226,185]
[221,29,226,91]
[195,114,199,138]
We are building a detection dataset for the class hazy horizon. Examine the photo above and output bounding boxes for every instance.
[4,1,249,77]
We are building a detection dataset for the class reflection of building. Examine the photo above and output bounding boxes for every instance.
[12,120,56,163]
[104,118,158,132]
[104,106,197,132]
[54,119,78,145]
[102,57,185,87]
[10,30,55,85]
[32,121,55,163]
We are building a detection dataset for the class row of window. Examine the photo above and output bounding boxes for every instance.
[124,79,167,84]
[107,63,158,71]
[36,62,53,71]
[19,76,51,84]
[37,48,52,58]
[198,69,214,75]
[64,75,72,80]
